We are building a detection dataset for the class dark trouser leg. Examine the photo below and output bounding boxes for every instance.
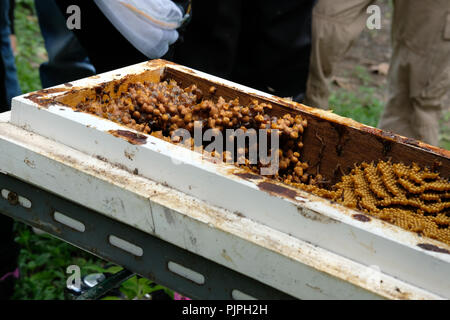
[0,0,21,111]
[172,0,244,79]
[237,0,316,101]
[173,0,315,101]
[35,0,96,88]
[55,0,148,74]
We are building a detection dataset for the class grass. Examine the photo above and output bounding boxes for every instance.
[329,86,384,128]
[14,0,46,93]
[12,224,103,300]
[12,223,173,300]
[439,111,450,151]
[329,65,385,129]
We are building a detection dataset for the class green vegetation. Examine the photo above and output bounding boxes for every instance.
[329,86,384,128]
[14,0,46,93]
[439,111,450,151]
[13,223,174,300]
[12,224,102,300]
[351,65,373,87]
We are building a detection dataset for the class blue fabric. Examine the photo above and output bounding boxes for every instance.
[0,0,21,109]
[35,0,95,88]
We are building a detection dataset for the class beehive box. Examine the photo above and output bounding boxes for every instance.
[10,59,450,298]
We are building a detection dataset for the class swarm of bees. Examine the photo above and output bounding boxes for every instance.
[77,80,312,183]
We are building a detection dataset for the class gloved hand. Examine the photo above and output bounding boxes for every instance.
[94,0,186,59]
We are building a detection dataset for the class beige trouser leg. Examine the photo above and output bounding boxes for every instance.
[305,0,375,109]
[378,0,450,146]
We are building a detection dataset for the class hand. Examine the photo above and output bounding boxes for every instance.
[94,0,184,58]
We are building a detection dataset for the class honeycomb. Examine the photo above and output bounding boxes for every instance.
[73,79,450,245]
[314,161,450,245]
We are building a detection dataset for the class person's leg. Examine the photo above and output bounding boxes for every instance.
[0,36,7,110]
[304,0,375,109]
[35,0,96,88]
[172,0,244,80]
[174,0,315,102]
[378,0,450,146]
[55,0,148,74]
[377,49,414,139]
[234,0,316,102]
[0,0,20,111]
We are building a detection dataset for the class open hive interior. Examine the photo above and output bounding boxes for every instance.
[49,63,450,246]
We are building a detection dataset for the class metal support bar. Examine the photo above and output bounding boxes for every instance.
[0,173,295,300]
[75,269,135,300]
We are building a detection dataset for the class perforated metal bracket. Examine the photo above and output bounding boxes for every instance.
[0,173,295,300]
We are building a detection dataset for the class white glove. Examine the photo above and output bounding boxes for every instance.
[94,0,184,59]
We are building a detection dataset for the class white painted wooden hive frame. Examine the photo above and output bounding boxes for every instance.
[6,59,450,299]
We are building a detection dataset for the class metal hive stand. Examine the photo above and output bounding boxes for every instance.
[0,173,293,300]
